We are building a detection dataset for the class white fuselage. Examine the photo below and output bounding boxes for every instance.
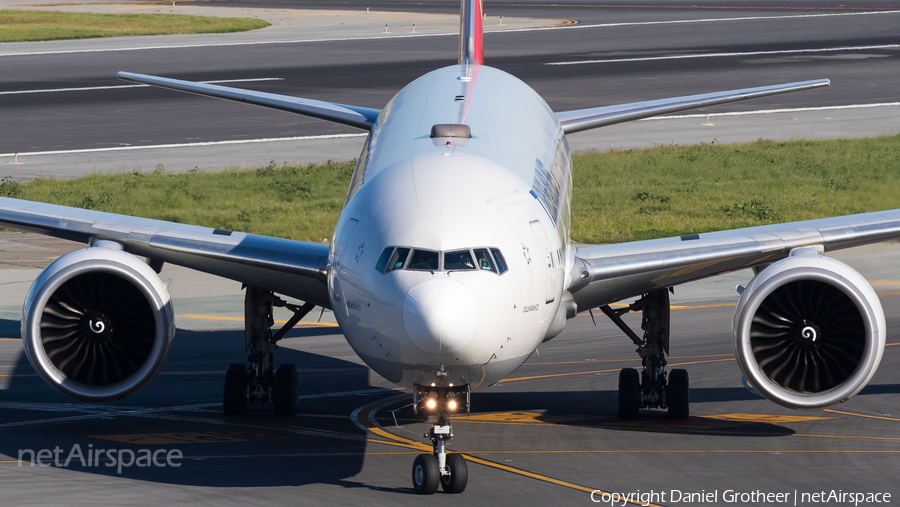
[328,64,573,390]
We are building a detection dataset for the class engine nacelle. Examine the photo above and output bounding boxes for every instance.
[22,247,175,401]
[733,250,885,410]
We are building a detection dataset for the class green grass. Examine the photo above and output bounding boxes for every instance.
[3,135,900,244]
[571,136,900,243]
[0,10,269,42]
[0,162,351,243]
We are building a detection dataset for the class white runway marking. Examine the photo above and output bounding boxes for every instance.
[545,44,900,66]
[2,10,898,57]
[3,102,898,159]
[510,9,900,34]
[0,77,283,96]
[0,133,367,158]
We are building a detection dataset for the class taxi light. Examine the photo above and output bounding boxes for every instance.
[448,400,458,410]
[426,398,437,409]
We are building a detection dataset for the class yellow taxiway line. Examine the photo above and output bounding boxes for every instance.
[178,314,339,327]
[502,357,735,383]
[523,352,733,367]
[824,409,900,422]
[352,395,661,505]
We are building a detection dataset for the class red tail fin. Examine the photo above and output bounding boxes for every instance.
[458,0,484,65]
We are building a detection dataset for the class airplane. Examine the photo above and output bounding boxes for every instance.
[0,0,893,496]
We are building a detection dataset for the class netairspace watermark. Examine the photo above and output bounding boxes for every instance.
[590,489,893,507]
[18,444,182,474]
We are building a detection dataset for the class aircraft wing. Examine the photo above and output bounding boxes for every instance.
[0,197,331,308]
[568,208,900,311]
[555,79,830,134]
[117,72,380,130]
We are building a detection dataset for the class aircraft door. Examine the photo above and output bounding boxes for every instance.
[335,218,359,271]
[530,220,557,305]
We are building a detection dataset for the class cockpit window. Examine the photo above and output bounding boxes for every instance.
[387,247,410,272]
[473,248,495,272]
[378,246,506,275]
[444,250,476,270]
[407,249,440,270]
[376,247,393,273]
[490,248,508,274]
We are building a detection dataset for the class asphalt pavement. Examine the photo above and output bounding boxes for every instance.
[1,1,899,175]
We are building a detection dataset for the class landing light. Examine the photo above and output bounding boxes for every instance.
[448,400,458,410]
[426,398,437,409]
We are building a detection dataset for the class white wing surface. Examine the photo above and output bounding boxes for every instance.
[569,209,900,311]
[0,197,330,308]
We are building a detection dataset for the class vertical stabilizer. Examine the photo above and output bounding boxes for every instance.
[458,0,484,66]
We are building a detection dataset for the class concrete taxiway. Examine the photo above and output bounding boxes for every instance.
[0,233,898,505]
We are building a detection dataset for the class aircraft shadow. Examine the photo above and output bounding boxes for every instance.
[0,327,395,488]
[0,318,20,338]
[456,391,797,438]
[2,321,897,487]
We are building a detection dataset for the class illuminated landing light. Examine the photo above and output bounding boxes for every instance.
[403,279,478,353]
[448,400,458,410]
[426,398,437,409]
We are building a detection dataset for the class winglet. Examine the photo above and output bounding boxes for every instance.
[458,0,484,66]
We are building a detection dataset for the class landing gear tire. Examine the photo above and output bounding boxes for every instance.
[618,367,640,420]
[667,368,689,420]
[223,363,248,415]
[274,364,298,416]
[412,454,440,495]
[440,453,468,494]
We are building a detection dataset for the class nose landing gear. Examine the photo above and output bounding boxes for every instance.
[412,385,469,494]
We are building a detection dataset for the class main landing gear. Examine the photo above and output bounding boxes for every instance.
[599,289,690,420]
[223,286,315,416]
[411,385,470,494]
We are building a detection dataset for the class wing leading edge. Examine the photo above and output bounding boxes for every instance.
[117,72,380,130]
[0,197,330,308]
[569,209,900,311]
[555,79,830,134]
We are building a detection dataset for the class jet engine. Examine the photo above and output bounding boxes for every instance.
[733,249,885,409]
[21,246,175,401]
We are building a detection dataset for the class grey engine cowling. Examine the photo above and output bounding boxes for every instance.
[733,249,885,409]
[21,247,175,401]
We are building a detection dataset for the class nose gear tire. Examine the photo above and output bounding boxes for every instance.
[440,453,468,493]
[412,454,440,494]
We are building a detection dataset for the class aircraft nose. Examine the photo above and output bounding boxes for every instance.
[403,279,478,353]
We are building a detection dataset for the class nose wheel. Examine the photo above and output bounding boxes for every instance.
[440,453,468,493]
[412,414,468,494]
[411,385,470,494]
[412,454,439,494]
